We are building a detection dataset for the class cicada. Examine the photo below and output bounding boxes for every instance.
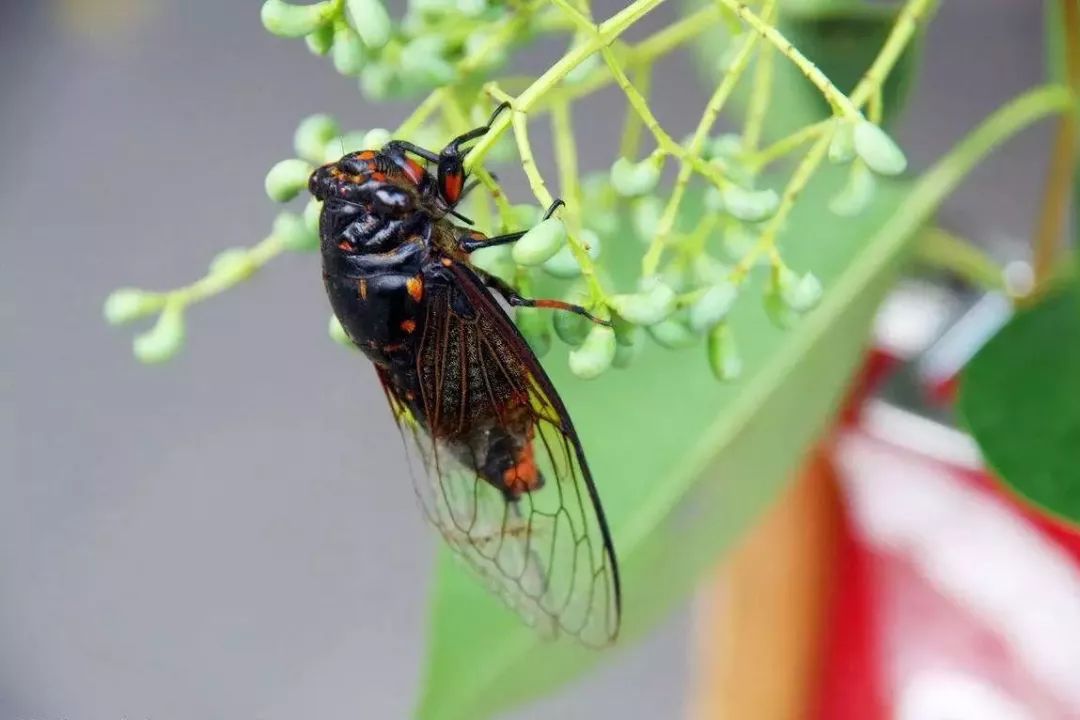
[308,105,621,645]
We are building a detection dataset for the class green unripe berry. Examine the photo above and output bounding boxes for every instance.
[304,198,322,235]
[689,281,737,333]
[708,134,743,161]
[362,127,392,148]
[400,37,456,87]
[510,204,543,229]
[328,314,353,348]
[515,307,551,358]
[632,196,663,243]
[358,61,395,99]
[469,244,514,283]
[306,23,335,55]
[611,329,643,369]
[464,28,507,71]
[274,211,318,253]
[542,229,601,279]
[610,157,662,197]
[332,23,367,76]
[261,0,335,38]
[265,158,314,202]
[552,290,591,346]
[133,303,185,364]
[828,120,856,164]
[457,0,488,17]
[783,270,823,313]
[721,186,779,222]
[585,208,618,238]
[345,0,392,49]
[608,277,676,326]
[707,323,741,381]
[829,162,876,217]
[568,324,616,379]
[763,266,798,328]
[294,114,340,164]
[853,120,907,176]
[512,218,566,266]
[646,318,698,349]
[103,288,159,325]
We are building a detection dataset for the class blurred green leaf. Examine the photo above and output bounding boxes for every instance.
[691,0,925,136]
[959,284,1080,526]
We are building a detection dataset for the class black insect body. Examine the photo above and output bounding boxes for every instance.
[309,108,621,645]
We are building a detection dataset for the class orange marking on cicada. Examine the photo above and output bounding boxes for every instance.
[406,275,424,302]
[403,157,426,185]
[358,150,376,161]
[370,171,387,183]
[503,441,540,497]
[401,319,417,333]
[532,299,578,312]
[442,171,464,204]
[338,240,352,251]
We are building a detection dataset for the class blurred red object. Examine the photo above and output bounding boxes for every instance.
[813,281,1080,720]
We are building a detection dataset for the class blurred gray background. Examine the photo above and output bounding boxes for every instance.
[2,1,1049,718]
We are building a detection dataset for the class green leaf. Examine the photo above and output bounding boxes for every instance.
[959,284,1080,525]
[416,86,1070,720]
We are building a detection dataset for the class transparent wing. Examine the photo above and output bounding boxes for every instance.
[377,265,621,646]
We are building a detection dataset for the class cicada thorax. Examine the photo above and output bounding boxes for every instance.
[314,160,436,369]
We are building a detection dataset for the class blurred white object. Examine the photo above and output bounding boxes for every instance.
[835,405,1080,719]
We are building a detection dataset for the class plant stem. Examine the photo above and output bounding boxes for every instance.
[643,5,771,277]
[1030,0,1080,293]
[396,88,445,138]
[913,227,1006,291]
[633,4,721,63]
[596,47,729,189]
[714,0,859,119]
[129,234,286,323]
[524,6,724,119]
[465,0,668,171]
[474,167,517,231]
[507,103,606,303]
[733,130,832,280]
[619,63,652,159]
[746,120,830,171]
[850,0,937,108]
[552,98,585,227]
[742,21,776,153]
